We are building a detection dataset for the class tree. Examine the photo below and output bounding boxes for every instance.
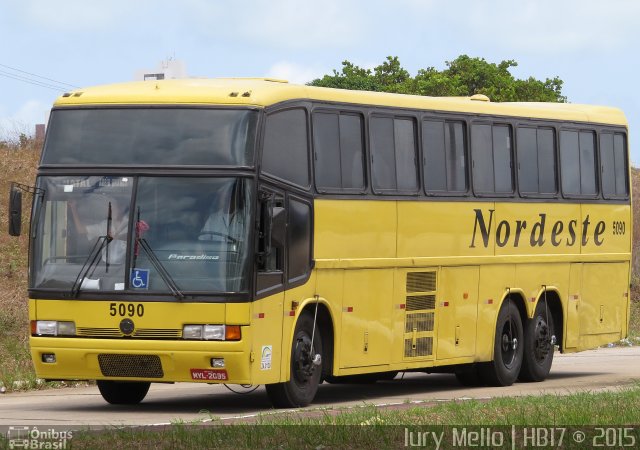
[309,55,566,103]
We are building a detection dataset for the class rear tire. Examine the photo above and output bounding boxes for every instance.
[519,299,555,382]
[479,300,524,386]
[266,312,323,408]
[97,380,150,405]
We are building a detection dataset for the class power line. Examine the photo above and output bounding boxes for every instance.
[0,70,69,92]
[0,62,80,89]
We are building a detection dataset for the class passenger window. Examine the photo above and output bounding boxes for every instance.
[313,112,365,192]
[262,109,310,188]
[370,116,418,193]
[560,130,597,196]
[517,127,557,196]
[423,120,467,194]
[600,132,628,198]
[471,123,513,195]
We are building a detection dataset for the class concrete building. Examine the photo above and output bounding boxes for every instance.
[134,58,187,81]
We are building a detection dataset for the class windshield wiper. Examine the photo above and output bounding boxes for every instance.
[134,207,184,300]
[70,235,111,298]
[70,202,114,298]
[136,237,185,300]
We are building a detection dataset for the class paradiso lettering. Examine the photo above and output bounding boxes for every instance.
[469,209,606,249]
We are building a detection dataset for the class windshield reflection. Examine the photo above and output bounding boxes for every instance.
[32,176,253,296]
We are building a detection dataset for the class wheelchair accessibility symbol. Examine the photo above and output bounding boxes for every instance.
[130,269,149,289]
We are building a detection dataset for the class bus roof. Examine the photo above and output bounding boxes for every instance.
[54,78,628,127]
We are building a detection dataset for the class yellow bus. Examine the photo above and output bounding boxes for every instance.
[9,79,631,407]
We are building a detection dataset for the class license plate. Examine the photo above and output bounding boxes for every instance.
[190,368,228,381]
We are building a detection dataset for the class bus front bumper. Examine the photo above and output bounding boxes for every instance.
[30,336,252,384]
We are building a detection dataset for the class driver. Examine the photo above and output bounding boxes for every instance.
[198,198,231,241]
[69,196,129,264]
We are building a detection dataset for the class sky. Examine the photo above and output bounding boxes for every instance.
[1,0,639,163]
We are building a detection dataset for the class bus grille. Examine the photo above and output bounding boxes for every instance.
[98,354,164,378]
[405,312,435,333]
[77,327,182,339]
[404,337,433,357]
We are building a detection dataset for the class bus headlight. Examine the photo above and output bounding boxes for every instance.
[32,320,76,336]
[182,325,241,341]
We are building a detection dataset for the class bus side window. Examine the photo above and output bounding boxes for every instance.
[256,192,284,295]
[261,108,310,189]
[287,196,312,284]
[600,132,628,198]
[313,111,365,193]
[471,123,514,195]
[370,115,419,194]
[517,127,557,196]
[423,120,467,194]
[560,130,597,197]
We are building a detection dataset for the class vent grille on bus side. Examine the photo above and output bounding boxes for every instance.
[406,295,436,311]
[406,272,437,293]
[98,354,164,378]
[405,312,435,333]
[403,270,437,359]
[404,336,433,358]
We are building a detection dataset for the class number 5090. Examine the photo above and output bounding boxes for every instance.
[109,303,144,317]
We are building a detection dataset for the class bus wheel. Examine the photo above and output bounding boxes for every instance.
[479,300,523,386]
[97,380,150,404]
[266,312,323,408]
[519,300,555,382]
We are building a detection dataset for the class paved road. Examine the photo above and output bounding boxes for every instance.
[0,346,638,428]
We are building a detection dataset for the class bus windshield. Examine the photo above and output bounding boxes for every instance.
[41,108,258,166]
[31,176,253,297]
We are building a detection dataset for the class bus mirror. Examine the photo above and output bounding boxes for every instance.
[270,206,286,248]
[8,184,22,236]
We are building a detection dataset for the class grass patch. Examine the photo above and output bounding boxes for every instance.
[52,383,640,449]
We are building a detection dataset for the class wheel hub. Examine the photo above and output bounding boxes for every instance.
[500,319,518,366]
[533,317,551,361]
[293,335,316,383]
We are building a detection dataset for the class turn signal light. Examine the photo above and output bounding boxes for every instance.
[225,325,241,341]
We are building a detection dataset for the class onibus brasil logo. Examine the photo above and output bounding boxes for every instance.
[6,426,73,449]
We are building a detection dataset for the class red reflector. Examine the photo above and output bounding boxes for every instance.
[443,302,449,307]
[288,311,295,316]
[487,299,494,304]
[531,297,536,302]
[400,304,406,309]
[463,293,468,299]
[190,369,228,381]
[258,313,265,319]
[344,306,353,313]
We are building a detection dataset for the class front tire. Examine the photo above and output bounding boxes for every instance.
[479,300,524,386]
[266,312,323,408]
[519,299,555,382]
[97,380,150,405]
